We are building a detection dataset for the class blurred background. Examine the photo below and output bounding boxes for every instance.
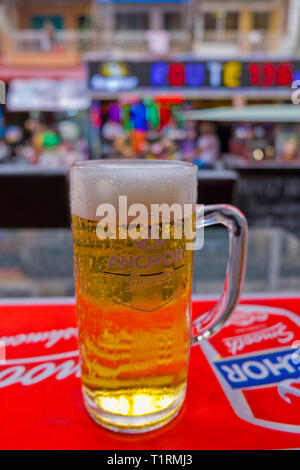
[0,0,300,298]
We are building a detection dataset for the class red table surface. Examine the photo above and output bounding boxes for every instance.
[0,296,299,450]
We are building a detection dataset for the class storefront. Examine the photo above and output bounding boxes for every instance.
[0,65,90,168]
[86,56,297,160]
[182,104,300,166]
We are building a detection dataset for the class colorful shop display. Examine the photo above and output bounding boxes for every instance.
[90,96,188,159]
[0,106,89,167]
[86,57,300,164]
[181,104,300,166]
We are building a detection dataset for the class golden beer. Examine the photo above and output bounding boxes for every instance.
[70,159,199,432]
[72,214,194,432]
[70,160,248,434]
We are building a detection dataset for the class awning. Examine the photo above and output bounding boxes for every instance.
[7,78,90,112]
[181,105,300,123]
[0,65,85,82]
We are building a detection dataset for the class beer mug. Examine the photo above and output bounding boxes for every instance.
[70,160,247,433]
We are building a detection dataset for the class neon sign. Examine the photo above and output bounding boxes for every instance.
[90,61,139,92]
[248,62,292,87]
[90,75,139,92]
[150,60,293,88]
[87,59,296,93]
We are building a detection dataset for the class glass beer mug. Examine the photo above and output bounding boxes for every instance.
[70,160,247,433]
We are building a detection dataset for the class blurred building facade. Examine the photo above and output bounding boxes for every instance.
[0,0,93,67]
[92,0,194,54]
[0,0,194,65]
[0,1,299,217]
[0,0,299,65]
[193,0,299,57]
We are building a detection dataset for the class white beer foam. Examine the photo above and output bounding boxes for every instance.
[70,160,197,221]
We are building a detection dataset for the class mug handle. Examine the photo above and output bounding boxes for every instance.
[192,204,248,345]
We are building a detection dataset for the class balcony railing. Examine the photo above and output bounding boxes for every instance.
[2,27,280,64]
[110,30,190,47]
[5,29,99,54]
[199,29,279,53]
[3,28,191,60]
[202,30,241,43]
[2,29,100,66]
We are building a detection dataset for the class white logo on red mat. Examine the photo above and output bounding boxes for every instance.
[0,327,80,388]
[0,327,78,349]
[226,310,269,327]
[278,378,300,403]
[0,353,80,388]
[222,322,294,355]
[200,304,300,434]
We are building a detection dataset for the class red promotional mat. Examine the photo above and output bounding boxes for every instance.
[0,296,299,450]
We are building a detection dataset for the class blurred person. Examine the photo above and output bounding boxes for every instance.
[181,127,197,161]
[41,21,56,52]
[149,140,164,159]
[112,135,132,159]
[21,141,35,164]
[160,137,181,160]
[193,122,220,169]
[130,129,146,156]
[102,119,124,141]
[32,123,46,164]
[4,125,23,162]
[14,145,27,163]
[102,119,124,158]
[275,125,299,162]
[0,140,9,162]
[59,141,83,167]
[162,117,185,141]
[77,138,90,161]
[281,138,298,162]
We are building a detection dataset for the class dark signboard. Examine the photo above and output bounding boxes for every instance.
[87,59,300,95]
[236,168,300,238]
